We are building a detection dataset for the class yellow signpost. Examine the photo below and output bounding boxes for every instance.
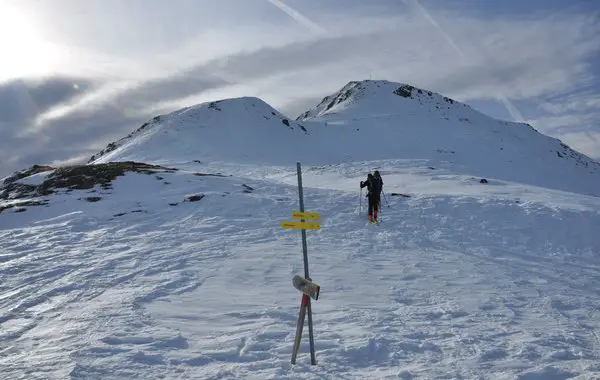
[280,221,320,230]
[291,211,321,220]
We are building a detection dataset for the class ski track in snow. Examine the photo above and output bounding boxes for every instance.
[1,161,600,379]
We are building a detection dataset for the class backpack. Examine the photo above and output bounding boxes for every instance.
[371,177,381,195]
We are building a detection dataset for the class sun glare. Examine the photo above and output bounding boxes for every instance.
[0,5,60,80]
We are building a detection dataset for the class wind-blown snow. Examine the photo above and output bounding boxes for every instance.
[2,80,600,379]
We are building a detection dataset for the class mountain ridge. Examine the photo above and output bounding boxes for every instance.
[2,79,599,198]
[81,79,599,197]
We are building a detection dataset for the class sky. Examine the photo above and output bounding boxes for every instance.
[1,0,599,178]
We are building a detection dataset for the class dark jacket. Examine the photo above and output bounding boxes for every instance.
[360,175,381,197]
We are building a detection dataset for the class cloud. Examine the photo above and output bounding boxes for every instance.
[2,1,599,177]
[31,25,399,128]
[35,5,600,110]
[45,10,597,116]
[0,77,94,123]
[266,0,327,34]
[0,76,148,178]
[540,97,600,115]
[0,77,97,175]
[529,112,598,135]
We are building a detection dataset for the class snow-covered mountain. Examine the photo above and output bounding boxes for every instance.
[1,80,600,379]
[89,80,599,196]
[88,97,310,167]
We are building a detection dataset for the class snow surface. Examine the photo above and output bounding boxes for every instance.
[2,80,600,379]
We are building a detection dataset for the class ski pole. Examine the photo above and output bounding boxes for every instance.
[359,188,362,214]
[382,190,390,208]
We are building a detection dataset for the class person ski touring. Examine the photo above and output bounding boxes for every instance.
[360,172,381,223]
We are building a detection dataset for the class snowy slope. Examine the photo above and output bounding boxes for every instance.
[297,80,600,197]
[89,80,600,197]
[1,160,600,379]
[2,79,600,379]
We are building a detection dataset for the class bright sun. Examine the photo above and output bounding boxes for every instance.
[0,5,61,80]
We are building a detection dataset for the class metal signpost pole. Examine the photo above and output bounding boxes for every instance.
[296,162,317,365]
[283,162,320,365]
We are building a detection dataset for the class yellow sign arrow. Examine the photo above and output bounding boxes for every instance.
[280,221,321,230]
[291,211,320,220]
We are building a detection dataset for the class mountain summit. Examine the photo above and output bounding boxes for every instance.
[297,79,468,120]
[88,96,310,166]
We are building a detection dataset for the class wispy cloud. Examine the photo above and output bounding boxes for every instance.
[33,3,600,119]
[406,0,464,57]
[540,97,600,115]
[266,0,327,34]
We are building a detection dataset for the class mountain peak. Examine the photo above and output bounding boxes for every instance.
[88,95,309,165]
[296,79,465,121]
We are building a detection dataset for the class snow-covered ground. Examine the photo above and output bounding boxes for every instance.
[1,80,600,379]
[1,159,599,379]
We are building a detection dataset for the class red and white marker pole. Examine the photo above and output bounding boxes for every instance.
[290,275,320,364]
[291,293,310,365]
